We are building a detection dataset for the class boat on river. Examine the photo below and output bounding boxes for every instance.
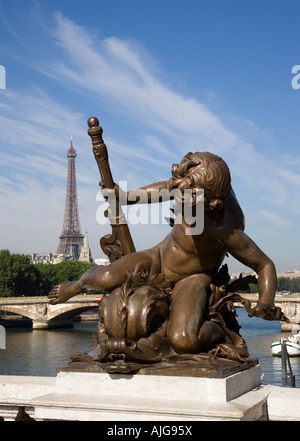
[271,332,300,357]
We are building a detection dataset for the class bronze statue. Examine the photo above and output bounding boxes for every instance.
[49,117,287,375]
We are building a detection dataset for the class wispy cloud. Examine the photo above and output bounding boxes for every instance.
[260,210,292,228]
[0,8,299,271]
[0,87,98,183]
[278,169,300,187]
[41,13,300,215]
[36,12,238,154]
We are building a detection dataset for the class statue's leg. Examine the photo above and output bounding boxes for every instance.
[167,274,227,354]
[49,246,161,304]
[86,246,161,292]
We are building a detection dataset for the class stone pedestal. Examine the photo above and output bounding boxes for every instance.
[31,365,268,421]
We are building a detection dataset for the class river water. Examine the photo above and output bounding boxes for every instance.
[0,308,300,387]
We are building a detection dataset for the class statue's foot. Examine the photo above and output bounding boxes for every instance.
[48,281,79,304]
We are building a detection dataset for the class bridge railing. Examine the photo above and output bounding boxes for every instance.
[0,293,103,303]
[0,292,299,305]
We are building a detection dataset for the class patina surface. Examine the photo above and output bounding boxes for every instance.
[49,117,287,376]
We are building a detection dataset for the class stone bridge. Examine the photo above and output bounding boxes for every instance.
[0,294,300,331]
[0,295,101,329]
[234,294,300,332]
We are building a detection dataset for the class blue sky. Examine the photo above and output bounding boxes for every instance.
[0,0,299,273]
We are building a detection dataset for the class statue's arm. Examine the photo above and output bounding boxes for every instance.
[127,181,169,205]
[223,229,279,319]
[102,181,169,205]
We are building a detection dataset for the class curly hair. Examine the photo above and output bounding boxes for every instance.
[167,152,231,210]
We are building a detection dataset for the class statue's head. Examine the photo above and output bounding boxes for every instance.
[168,152,231,211]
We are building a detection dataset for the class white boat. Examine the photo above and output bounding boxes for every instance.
[271,332,300,357]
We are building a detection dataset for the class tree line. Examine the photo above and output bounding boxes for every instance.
[1,249,299,297]
[0,249,95,297]
[276,277,300,293]
[247,277,300,294]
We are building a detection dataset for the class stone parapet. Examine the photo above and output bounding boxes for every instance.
[1,370,300,421]
[0,375,55,420]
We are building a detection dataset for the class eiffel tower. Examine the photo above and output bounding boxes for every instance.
[56,135,84,260]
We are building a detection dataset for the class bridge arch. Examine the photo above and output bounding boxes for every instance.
[0,296,101,329]
[0,304,98,321]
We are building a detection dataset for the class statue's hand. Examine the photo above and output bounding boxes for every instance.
[248,302,287,321]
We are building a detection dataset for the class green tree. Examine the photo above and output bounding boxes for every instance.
[0,250,41,297]
[277,277,290,292]
[249,283,258,293]
[54,260,95,284]
[0,250,97,297]
[34,260,96,295]
[290,278,300,293]
[277,277,300,293]
[0,249,13,297]
[34,263,59,296]
[11,253,41,296]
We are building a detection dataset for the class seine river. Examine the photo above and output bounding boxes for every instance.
[1,308,300,387]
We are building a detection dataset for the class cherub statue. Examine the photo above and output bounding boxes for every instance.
[49,149,285,368]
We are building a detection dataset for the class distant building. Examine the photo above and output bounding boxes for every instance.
[94,257,110,266]
[231,269,300,280]
[31,253,54,264]
[277,270,300,279]
[56,135,84,260]
[53,254,73,264]
[79,228,93,263]
[31,253,73,264]
[230,271,256,280]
